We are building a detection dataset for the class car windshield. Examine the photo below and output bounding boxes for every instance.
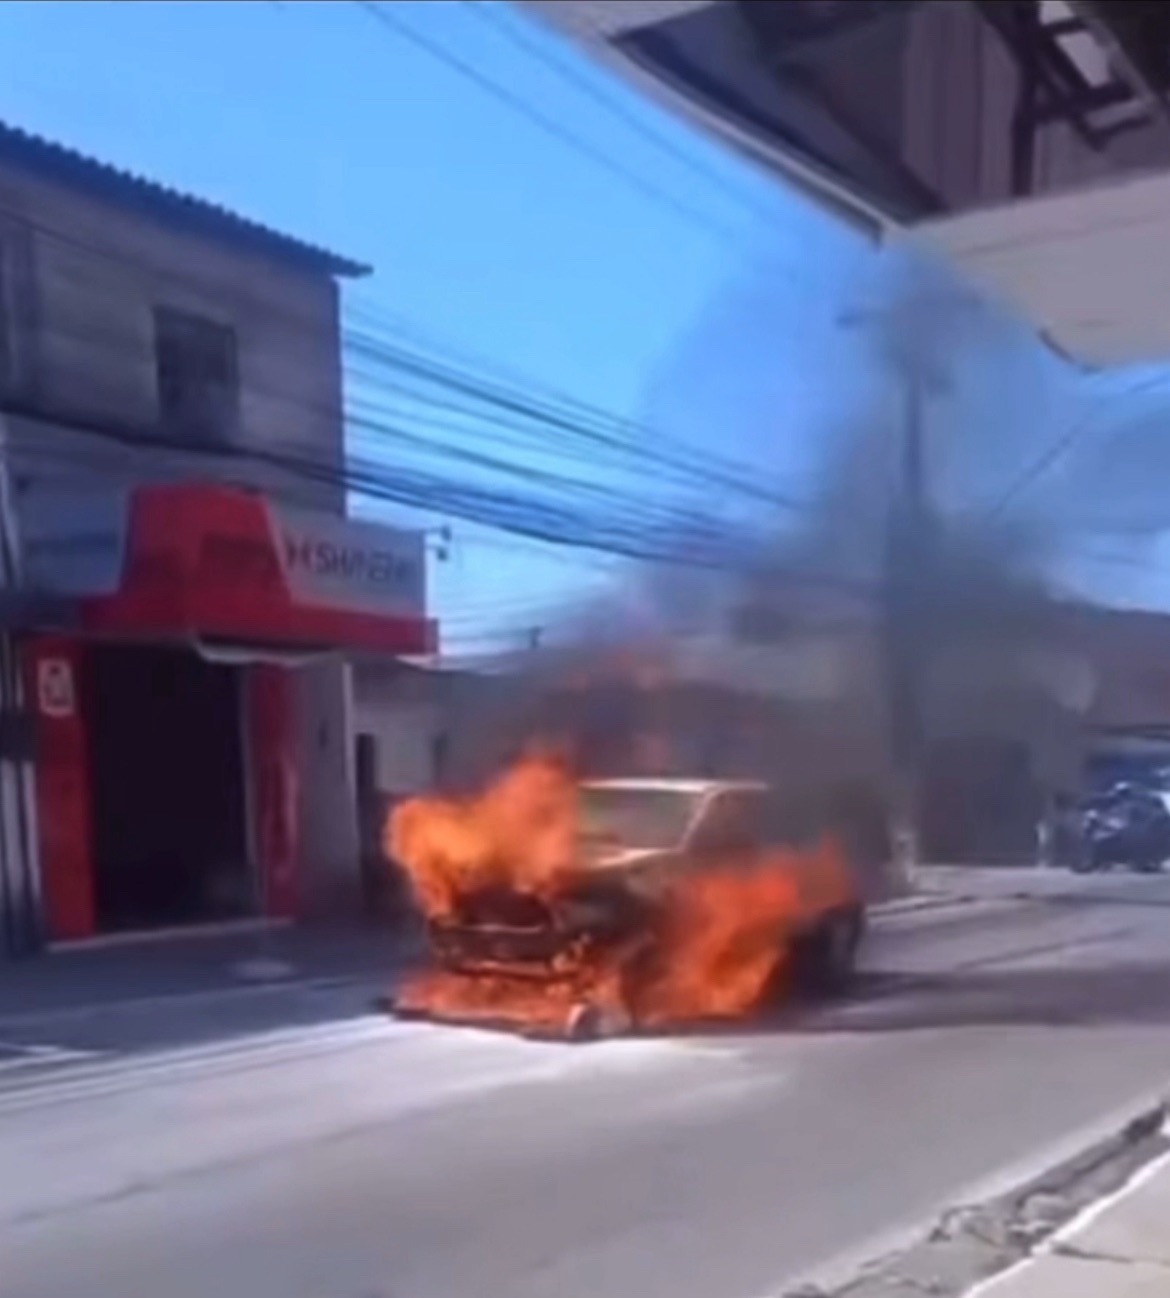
[578,786,700,851]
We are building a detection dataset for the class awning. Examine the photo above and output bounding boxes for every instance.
[20,482,436,655]
[911,170,1170,367]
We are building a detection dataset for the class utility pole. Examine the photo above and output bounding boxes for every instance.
[883,363,932,890]
[842,283,985,891]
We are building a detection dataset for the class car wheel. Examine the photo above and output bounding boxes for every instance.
[566,1002,631,1041]
[795,909,862,997]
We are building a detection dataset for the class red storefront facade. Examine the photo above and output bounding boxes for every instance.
[22,481,434,943]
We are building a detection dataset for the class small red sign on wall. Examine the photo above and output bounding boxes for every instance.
[24,637,95,941]
[36,657,76,719]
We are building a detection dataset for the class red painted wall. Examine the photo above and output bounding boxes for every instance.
[24,637,95,941]
[26,643,304,941]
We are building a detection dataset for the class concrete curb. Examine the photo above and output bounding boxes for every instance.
[787,1097,1170,1298]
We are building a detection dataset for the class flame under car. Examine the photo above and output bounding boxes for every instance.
[389,774,867,1038]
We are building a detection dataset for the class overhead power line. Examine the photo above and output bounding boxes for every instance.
[460,0,781,228]
[32,226,1170,603]
[986,371,1170,520]
[4,380,873,591]
[344,328,813,513]
[0,195,814,521]
[7,247,818,560]
[352,0,745,242]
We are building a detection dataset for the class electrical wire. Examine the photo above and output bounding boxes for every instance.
[345,329,813,511]
[30,232,1165,606]
[0,198,817,520]
[352,0,747,244]
[3,382,872,588]
[985,371,1170,520]
[460,0,782,227]
[0,246,830,576]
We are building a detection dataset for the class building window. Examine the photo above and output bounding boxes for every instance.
[153,306,239,442]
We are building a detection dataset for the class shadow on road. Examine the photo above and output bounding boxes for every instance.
[1031,889,1170,912]
[791,960,1170,1035]
[0,927,420,1072]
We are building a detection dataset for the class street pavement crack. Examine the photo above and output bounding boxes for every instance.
[792,1100,1170,1298]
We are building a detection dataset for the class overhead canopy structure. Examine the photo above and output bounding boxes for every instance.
[914,167,1170,367]
[527,0,1170,366]
[918,1,1170,365]
[521,0,895,236]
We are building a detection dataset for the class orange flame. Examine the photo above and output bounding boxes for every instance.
[386,752,857,1037]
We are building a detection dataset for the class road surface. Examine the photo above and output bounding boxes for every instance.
[4,869,1170,1298]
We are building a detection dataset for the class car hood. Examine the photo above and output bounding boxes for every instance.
[580,844,672,872]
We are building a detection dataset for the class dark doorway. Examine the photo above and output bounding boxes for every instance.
[355,731,385,918]
[84,644,253,932]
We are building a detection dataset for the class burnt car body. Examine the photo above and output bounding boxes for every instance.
[420,778,867,1018]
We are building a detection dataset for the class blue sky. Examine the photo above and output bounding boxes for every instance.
[0,0,876,650]
[0,0,1168,638]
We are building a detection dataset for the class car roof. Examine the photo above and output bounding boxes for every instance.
[581,778,768,795]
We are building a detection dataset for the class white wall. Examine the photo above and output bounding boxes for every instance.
[294,659,363,916]
[352,691,443,795]
[913,166,1170,365]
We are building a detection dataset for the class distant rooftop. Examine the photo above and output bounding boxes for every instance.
[0,120,370,280]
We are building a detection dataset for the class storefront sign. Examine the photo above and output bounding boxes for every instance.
[18,483,432,652]
[197,533,281,586]
[276,507,425,617]
[18,487,424,613]
[37,657,75,718]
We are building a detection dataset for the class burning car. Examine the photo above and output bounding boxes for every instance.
[386,756,866,1039]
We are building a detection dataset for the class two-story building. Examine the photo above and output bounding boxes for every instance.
[0,122,434,951]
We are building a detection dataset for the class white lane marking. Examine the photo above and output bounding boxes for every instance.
[0,973,368,1031]
[0,1017,403,1111]
[0,1042,105,1075]
[0,1028,750,1233]
[0,1015,703,1117]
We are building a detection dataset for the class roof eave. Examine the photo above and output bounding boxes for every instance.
[0,120,370,283]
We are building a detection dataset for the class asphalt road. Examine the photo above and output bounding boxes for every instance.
[6,869,1170,1298]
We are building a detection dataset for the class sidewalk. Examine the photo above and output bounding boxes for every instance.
[0,921,418,1022]
[982,1152,1170,1297]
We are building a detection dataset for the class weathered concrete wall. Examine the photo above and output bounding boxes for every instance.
[0,156,368,920]
[0,159,345,513]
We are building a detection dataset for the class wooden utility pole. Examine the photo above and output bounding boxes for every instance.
[843,280,965,890]
[883,364,932,889]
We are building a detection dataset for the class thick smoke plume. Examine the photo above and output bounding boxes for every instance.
[431,244,1170,874]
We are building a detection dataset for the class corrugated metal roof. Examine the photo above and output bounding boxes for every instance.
[0,120,370,280]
